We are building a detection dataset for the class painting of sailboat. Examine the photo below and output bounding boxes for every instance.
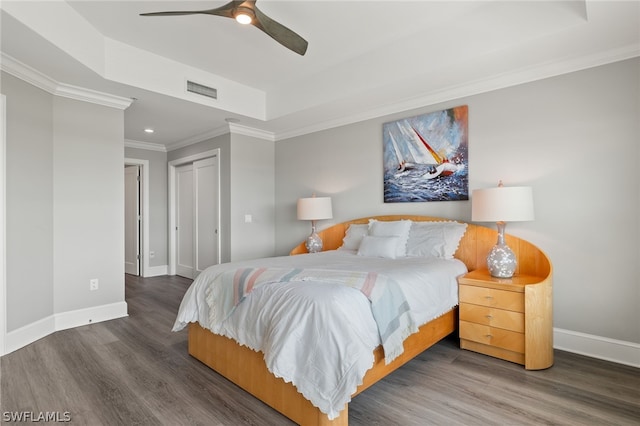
[383,105,468,202]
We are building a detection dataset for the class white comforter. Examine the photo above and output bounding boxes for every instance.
[173,250,467,419]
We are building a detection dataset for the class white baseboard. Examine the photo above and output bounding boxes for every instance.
[4,301,128,356]
[5,315,56,355]
[554,328,640,368]
[55,301,128,331]
[144,265,168,277]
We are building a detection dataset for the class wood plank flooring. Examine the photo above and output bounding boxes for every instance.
[1,274,638,425]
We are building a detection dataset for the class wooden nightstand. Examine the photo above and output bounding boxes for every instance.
[458,268,553,370]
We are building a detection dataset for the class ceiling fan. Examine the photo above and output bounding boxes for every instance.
[140,0,308,56]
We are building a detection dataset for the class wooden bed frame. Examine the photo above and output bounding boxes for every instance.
[188,215,552,425]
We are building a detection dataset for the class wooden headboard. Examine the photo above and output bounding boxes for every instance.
[290,215,552,279]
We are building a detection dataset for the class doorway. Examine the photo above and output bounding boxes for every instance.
[175,163,193,278]
[169,149,221,278]
[124,158,149,277]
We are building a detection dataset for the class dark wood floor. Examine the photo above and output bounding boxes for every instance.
[1,274,638,425]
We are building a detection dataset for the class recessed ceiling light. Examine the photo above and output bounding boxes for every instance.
[144,128,154,134]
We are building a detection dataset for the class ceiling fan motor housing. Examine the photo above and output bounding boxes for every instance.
[234,6,255,24]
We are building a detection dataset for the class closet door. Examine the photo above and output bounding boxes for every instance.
[194,157,219,276]
[176,164,194,278]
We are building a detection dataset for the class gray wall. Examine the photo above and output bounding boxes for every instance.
[2,71,126,332]
[4,72,54,330]
[229,134,275,261]
[53,97,125,312]
[124,147,168,269]
[275,58,640,344]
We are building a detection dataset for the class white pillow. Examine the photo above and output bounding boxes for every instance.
[368,219,412,257]
[357,235,400,259]
[338,223,370,251]
[406,221,468,259]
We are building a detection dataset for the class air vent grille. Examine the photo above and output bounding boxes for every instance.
[187,81,217,100]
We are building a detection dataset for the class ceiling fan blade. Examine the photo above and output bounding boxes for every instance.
[140,1,242,19]
[252,5,308,56]
[140,11,223,17]
[141,1,308,56]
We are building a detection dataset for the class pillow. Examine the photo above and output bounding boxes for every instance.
[406,221,468,259]
[357,235,400,259]
[338,223,370,251]
[368,219,412,257]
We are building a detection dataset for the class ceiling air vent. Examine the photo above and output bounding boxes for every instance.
[187,80,217,100]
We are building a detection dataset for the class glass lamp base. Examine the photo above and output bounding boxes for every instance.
[486,221,518,278]
[305,232,323,253]
[487,243,517,278]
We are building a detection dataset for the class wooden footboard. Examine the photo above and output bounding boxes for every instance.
[188,308,457,426]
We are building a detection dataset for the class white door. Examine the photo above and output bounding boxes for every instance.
[124,165,140,275]
[194,157,219,276]
[176,164,194,278]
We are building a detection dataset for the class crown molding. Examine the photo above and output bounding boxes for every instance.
[4,43,636,146]
[165,121,276,152]
[0,53,132,110]
[55,84,132,110]
[1,53,58,93]
[228,122,275,142]
[124,139,167,152]
[166,125,230,152]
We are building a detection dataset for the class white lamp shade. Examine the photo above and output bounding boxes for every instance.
[297,197,333,221]
[472,186,534,222]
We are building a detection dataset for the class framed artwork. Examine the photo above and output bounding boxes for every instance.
[383,105,468,202]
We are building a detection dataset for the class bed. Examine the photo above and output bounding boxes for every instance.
[174,215,552,425]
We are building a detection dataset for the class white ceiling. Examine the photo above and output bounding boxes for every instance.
[1,1,638,149]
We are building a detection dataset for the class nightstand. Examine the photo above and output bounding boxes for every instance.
[458,268,553,370]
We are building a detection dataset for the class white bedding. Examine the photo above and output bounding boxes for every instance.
[173,250,467,419]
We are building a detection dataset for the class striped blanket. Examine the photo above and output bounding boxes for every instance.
[204,267,418,364]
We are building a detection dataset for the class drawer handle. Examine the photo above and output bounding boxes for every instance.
[485,296,493,300]
[485,334,493,339]
[485,315,493,319]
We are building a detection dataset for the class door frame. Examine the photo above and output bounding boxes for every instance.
[124,158,149,277]
[0,95,6,355]
[168,149,220,276]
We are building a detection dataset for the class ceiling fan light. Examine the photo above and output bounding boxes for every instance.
[234,7,254,25]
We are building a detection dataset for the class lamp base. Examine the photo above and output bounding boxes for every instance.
[487,221,517,278]
[487,243,517,278]
[305,232,323,253]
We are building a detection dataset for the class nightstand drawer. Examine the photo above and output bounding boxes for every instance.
[459,303,525,333]
[459,320,525,354]
[459,285,524,312]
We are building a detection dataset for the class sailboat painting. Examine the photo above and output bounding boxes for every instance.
[383,105,468,202]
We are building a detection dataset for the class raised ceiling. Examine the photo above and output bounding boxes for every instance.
[1,1,638,149]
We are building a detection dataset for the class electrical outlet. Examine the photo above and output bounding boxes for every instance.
[89,278,99,291]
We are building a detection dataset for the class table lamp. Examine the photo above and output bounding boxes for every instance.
[471,182,534,278]
[297,195,333,253]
